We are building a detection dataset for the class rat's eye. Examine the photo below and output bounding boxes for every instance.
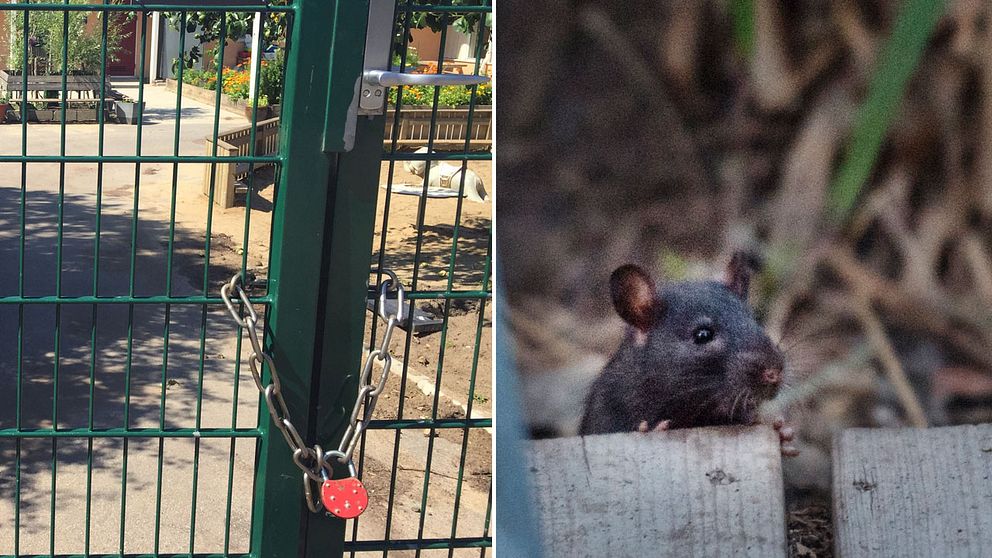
[692,326,715,344]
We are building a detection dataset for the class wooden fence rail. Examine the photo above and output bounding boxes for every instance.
[834,425,992,558]
[203,117,281,209]
[528,424,992,558]
[530,426,787,557]
[383,107,492,150]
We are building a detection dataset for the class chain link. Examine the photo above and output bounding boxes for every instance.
[329,268,404,465]
[219,268,405,513]
[220,274,324,486]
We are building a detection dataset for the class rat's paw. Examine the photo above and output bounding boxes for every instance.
[638,419,671,433]
[772,417,800,457]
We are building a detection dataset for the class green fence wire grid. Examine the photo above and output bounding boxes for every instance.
[0,0,492,557]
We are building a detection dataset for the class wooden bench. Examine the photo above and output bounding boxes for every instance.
[0,72,112,100]
[203,117,280,209]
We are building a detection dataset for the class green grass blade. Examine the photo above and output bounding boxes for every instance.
[828,0,945,222]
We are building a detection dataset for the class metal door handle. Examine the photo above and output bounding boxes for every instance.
[354,0,492,116]
[352,0,492,119]
[362,70,489,88]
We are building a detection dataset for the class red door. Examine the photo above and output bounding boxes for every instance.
[107,11,137,76]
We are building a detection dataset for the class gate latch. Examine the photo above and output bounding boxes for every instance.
[358,0,490,116]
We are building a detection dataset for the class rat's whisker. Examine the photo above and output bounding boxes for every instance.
[777,328,846,356]
[729,390,744,420]
[775,325,833,347]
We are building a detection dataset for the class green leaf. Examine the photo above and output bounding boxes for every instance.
[728,0,755,59]
[828,0,946,223]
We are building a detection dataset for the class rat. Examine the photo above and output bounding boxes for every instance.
[579,251,798,455]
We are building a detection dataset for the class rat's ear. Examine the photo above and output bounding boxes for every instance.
[610,265,663,331]
[723,250,762,300]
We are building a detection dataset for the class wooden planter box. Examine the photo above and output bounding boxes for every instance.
[244,105,279,122]
[166,78,247,117]
[75,108,98,121]
[203,117,281,209]
[383,105,492,150]
[166,78,283,121]
[11,108,51,122]
[7,103,109,123]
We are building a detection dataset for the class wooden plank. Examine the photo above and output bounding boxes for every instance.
[833,425,992,558]
[529,426,787,558]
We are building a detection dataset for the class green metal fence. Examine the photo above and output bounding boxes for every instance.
[0,0,491,556]
[347,2,492,555]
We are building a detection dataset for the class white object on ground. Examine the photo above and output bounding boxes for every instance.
[381,183,461,198]
[402,146,489,202]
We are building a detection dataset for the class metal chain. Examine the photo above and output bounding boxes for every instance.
[330,268,404,465]
[219,268,405,513]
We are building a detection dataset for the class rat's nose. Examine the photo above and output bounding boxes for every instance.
[760,367,782,386]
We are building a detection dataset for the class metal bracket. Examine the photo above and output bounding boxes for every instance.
[357,0,490,116]
[358,0,397,116]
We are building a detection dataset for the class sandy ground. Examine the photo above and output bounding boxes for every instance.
[0,80,492,555]
[348,160,493,556]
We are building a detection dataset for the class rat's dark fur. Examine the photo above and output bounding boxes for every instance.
[579,253,784,434]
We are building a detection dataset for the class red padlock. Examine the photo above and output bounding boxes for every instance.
[320,457,369,519]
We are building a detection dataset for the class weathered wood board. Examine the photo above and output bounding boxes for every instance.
[529,426,787,557]
[834,425,992,558]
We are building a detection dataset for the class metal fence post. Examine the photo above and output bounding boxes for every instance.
[299,114,387,555]
[301,0,389,555]
[249,0,347,556]
[253,0,383,555]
